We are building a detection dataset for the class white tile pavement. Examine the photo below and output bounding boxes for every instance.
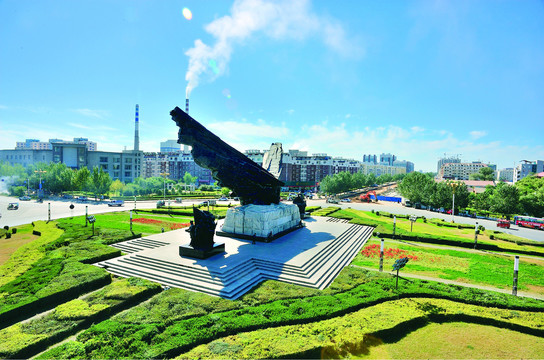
[94,216,373,299]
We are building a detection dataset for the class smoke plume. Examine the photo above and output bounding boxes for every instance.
[184,0,360,98]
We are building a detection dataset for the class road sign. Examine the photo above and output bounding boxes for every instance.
[392,257,409,271]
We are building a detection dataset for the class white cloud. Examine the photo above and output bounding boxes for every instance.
[184,0,362,97]
[469,130,487,140]
[206,119,290,151]
[72,108,109,118]
[287,109,295,115]
[345,113,351,119]
[0,105,8,110]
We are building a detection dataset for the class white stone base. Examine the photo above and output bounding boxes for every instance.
[220,203,301,238]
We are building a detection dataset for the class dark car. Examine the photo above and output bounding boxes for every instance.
[8,202,19,210]
[19,195,31,201]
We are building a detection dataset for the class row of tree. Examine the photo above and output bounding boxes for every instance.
[319,172,406,195]
[398,171,544,218]
[1,161,204,199]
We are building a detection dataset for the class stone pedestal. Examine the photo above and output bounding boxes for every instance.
[218,203,301,241]
[179,242,225,259]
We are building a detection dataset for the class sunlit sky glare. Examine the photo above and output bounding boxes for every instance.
[1,0,543,172]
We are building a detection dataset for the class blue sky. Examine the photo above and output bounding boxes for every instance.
[1,0,543,172]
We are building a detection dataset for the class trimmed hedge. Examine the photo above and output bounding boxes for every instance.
[40,269,544,359]
[0,278,161,359]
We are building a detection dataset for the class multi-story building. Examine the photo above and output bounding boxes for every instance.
[160,140,181,153]
[359,163,406,177]
[362,154,377,164]
[379,153,397,166]
[496,168,514,182]
[332,158,360,175]
[393,160,415,174]
[244,149,265,166]
[16,138,97,151]
[514,160,544,183]
[439,162,488,180]
[0,149,52,167]
[141,151,213,185]
[87,150,142,183]
[437,156,461,173]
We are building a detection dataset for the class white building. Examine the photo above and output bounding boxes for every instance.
[439,162,487,180]
[359,163,406,177]
[496,168,514,182]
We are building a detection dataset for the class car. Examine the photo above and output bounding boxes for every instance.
[19,195,31,201]
[497,219,510,229]
[199,201,209,206]
[340,198,351,202]
[7,202,19,210]
[77,196,88,202]
[326,197,339,204]
[218,197,228,201]
[108,200,125,207]
[156,200,165,208]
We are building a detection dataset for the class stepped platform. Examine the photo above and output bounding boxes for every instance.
[94,216,373,300]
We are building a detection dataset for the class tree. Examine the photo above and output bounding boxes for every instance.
[398,172,433,204]
[183,172,198,185]
[221,187,231,197]
[90,166,112,199]
[110,179,124,196]
[470,167,495,181]
[74,167,91,192]
[516,176,544,217]
[490,182,519,218]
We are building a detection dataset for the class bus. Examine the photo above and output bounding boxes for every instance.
[513,216,544,230]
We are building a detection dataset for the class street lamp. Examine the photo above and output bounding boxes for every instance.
[34,170,47,199]
[160,172,170,202]
[448,181,460,223]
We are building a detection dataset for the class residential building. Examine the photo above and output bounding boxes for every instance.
[87,150,142,183]
[393,160,415,173]
[362,154,377,164]
[514,160,544,183]
[496,168,514,182]
[379,153,397,166]
[439,162,488,180]
[437,156,461,173]
[141,151,213,185]
[244,149,265,166]
[359,163,406,177]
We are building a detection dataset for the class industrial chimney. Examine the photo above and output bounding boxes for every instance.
[134,104,140,151]
[185,98,189,114]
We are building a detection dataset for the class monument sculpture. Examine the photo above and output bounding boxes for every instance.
[171,107,283,205]
[171,107,302,244]
[179,207,225,259]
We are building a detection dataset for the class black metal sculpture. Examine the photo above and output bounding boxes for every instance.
[180,208,224,259]
[171,107,284,205]
[292,193,307,217]
[191,207,216,251]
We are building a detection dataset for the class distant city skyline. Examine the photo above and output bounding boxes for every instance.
[1,0,543,172]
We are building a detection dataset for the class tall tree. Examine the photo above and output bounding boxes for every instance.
[74,167,91,192]
[183,172,198,186]
[398,172,433,204]
[490,182,519,218]
[90,166,112,199]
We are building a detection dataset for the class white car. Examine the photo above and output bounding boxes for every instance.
[341,198,351,202]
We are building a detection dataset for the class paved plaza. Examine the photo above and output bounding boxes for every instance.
[95,216,373,299]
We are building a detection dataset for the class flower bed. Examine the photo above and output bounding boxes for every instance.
[361,243,419,261]
[132,218,190,230]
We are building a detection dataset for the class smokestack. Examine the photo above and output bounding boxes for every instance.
[134,104,140,151]
[185,98,189,114]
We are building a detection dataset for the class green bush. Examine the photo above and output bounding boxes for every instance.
[40,269,544,360]
[0,278,161,359]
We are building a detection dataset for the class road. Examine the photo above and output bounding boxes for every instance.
[307,198,544,243]
[2,195,543,243]
[0,196,218,228]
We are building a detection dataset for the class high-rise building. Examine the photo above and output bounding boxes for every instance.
[496,168,514,182]
[439,162,488,180]
[514,160,544,183]
[437,156,461,173]
[160,140,181,153]
[380,153,397,166]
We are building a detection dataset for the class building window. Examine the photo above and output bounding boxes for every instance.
[125,171,131,177]
[113,158,121,163]
[125,165,132,170]
[100,157,108,162]
[101,164,108,170]
[113,164,120,170]
[125,158,132,163]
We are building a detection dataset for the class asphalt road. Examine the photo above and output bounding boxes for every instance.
[308,198,544,243]
[0,196,223,228]
[2,195,543,243]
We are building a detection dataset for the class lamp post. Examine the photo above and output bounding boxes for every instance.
[160,172,170,203]
[474,221,478,249]
[448,181,460,223]
[512,255,519,296]
[34,169,46,199]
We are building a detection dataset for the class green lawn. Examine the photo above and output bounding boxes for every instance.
[57,211,193,235]
[354,238,544,294]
